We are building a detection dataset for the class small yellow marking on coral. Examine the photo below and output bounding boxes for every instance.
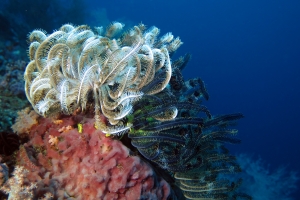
[78,123,83,133]
[105,133,111,137]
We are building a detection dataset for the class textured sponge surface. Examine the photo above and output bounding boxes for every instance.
[16,114,170,199]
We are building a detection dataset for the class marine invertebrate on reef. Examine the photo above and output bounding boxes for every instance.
[0,165,36,200]
[235,154,299,199]
[24,22,182,135]
[1,114,172,199]
[11,107,39,136]
[0,60,29,132]
[19,22,252,199]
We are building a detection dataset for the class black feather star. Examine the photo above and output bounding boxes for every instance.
[0,131,20,155]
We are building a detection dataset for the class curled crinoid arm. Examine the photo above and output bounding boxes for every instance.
[152,106,178,121]
[35,31,66,72]
[94,26,104,36]
[203,113,244,129]
[28,41,40,61]
[167,37,183,57]
[175,177,234,199]
[100,40,144,86]
[66,25,93,48]
[76,64,99,109]
[145,48,172,95]
[105,22,124,38]
[59,23,75,33]
[137,45,155,86]
[154,32,174,48]
[201,129,241,145]
[143,26,160,46]
[172,53,191,71]
[77,37,105,75]
[28,29,47,43]
[24,61,39,105]
[106,66,137,100]
[101,88,143,112]
[132,101,211,123]
[120,25,143,46]
[58,79,72,114]
[135,117,203,133]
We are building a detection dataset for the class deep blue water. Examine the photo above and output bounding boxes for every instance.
[1,0,299,198]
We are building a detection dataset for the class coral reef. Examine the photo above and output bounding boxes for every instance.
[2,114,172,200]
[11,107,39,137]
[0,165,36,200]
[235,154,299,200]
[0,22,252,199]
[0,58,29,132]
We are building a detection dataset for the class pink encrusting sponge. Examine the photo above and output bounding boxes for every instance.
[14,114,171,199]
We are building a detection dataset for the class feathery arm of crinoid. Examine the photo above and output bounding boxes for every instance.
[24,22,183,135]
